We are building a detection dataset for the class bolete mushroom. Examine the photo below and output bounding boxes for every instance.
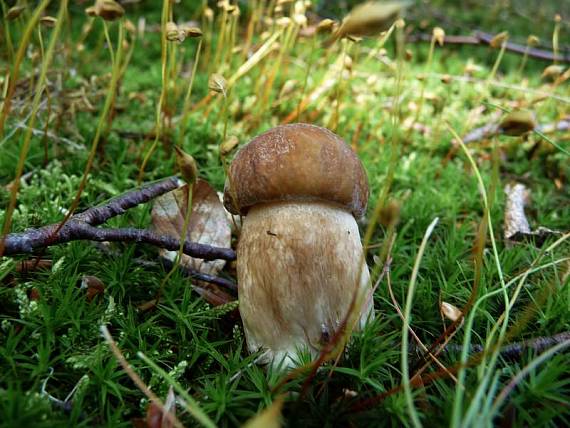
[223,123,374,368]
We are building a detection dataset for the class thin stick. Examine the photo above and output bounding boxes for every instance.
[406,32,570,63]
[75,176,182,226]
[411,331,570,360]
[3,219,236,261]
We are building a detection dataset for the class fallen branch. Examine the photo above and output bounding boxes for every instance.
[352,331,570,412]
[161,257,237,293]
[463,116,570,144]
[410,331,570,360]
[407,31,570,63]
[1,177,237,261]
[94,243,238,293]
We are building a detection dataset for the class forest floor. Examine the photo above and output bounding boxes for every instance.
[0,1,568,427]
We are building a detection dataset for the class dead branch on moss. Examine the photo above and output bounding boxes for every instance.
[1,176,237,262]
[463,116,570,144]
[407,31,570,63]
[410,331,570,360]
[94,242,238,294]
[353,331,570,413]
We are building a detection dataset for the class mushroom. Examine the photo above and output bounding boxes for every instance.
[223,123,374,368]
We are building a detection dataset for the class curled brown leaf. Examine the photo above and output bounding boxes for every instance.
[151,179,232,277]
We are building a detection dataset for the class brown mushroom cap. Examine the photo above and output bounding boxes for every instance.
[223,123,369,217]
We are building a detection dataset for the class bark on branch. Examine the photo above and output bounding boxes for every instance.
[410,331,570,360]
[1,177,237,262]
[463,117,570,144]
[407,31,570,63]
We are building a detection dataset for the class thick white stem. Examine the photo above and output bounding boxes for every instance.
[237,201,373,368]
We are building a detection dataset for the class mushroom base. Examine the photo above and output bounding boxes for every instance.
[237,201,374,368]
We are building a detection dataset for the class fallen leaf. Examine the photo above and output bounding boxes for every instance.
[440,301,462,322]
[29,288,41,302]
[146,402,163,428]
[217,191,241,234]
[80,275,106,302]
[192,285,235,307]
[16,259,52,273]
[146,387,176,428]
[151,179,232,277]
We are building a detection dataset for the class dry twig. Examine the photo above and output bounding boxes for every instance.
[410,331,570,360]
[407,31,570,63]
[463,117,570,144]
[93,242,237,293]
[1,176,237,261]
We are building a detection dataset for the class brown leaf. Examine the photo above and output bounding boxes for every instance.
[16,259,52,273]
[192,285,235,307]
[440,301,462,322]
[146,402,163,428]
[29,288,41,302]
[146,387,176,428]
[151,179,231,276]
[80,275,106,302]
